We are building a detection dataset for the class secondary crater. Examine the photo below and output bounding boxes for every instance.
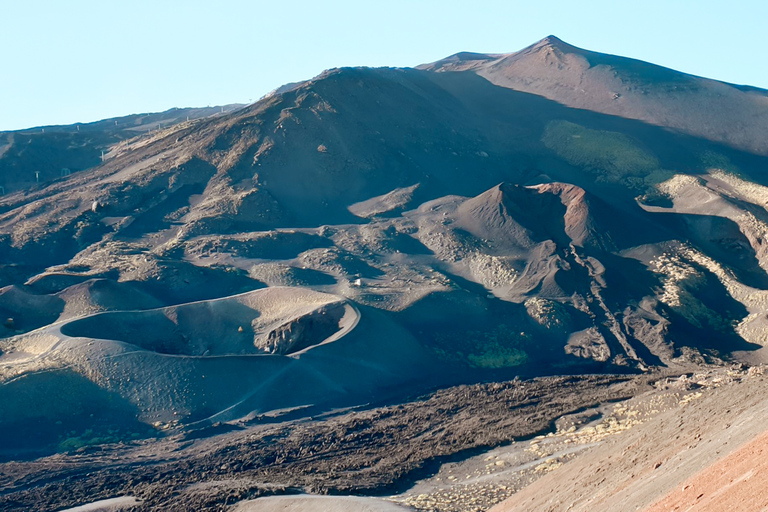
[60,287,356,356]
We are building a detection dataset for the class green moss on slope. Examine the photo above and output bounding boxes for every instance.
[542,120,669,188]
[432,324,530,369]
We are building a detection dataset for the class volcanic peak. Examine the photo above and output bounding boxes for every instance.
[529,34,576,51]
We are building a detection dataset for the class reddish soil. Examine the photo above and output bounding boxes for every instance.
[646,428,768,512]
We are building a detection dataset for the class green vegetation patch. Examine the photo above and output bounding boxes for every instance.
[542,120,667,187]
[432,324,530,368]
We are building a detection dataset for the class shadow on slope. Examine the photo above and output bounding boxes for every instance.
[0,369,145,460]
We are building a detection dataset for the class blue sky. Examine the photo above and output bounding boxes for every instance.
[1,0,765,131]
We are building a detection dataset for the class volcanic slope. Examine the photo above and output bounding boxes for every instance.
[2,36,768,461]
[489,367,768,512]
[0,104,243,195]
[420,36,768,156]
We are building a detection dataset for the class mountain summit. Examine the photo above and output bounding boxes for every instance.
[421,35,768,155]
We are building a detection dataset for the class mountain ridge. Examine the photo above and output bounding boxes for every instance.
[421,35,768,156]
[0,104,244,196]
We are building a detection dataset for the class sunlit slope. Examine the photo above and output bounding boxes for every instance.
[421,36,768,156]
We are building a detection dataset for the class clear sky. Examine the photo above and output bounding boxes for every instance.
[1,0,765,131]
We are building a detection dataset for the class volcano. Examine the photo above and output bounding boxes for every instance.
[3,36,768,511]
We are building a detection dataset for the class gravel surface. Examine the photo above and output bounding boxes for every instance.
[0,373,655,511]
